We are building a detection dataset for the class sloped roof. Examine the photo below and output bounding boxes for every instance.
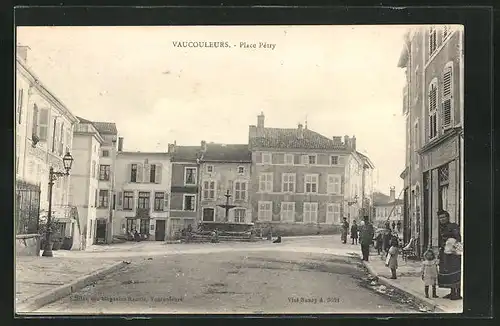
[250,127,347,150]
[356,151,375,169]
[76,117,118,135]
[92,121,118,135]
[202,144,251,162]
[373,191,403,206]
[171,146,201,162]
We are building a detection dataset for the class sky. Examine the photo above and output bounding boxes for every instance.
[17,25,408,196]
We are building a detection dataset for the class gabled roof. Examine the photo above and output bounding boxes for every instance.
[250,127,347,150]
[356,151,375,169]
[171,146,201,162]
[202,144,252,163]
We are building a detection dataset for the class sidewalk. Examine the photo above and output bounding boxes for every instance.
[16,256,126,313]
[361,250,462,313]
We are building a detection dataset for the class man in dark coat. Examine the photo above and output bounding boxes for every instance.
[437,210,462,300]
[359,216,374,261]
[350,220,359,245]
[391,221,396,231]
[341,217,349,244]
[396,220,402,233]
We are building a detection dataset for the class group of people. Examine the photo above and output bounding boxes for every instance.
[342,210,462,301]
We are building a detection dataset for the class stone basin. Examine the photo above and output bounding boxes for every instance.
[198,222,254,233]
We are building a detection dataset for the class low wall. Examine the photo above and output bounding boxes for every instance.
[254,223,342,237]
[16,234,41,256]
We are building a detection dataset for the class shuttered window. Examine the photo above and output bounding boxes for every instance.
[17,89,23,124]
[428,80,438,140]
[429,27,437,56]
[38,108,49,141]
[32,104,39,136]
[442,63,453,129]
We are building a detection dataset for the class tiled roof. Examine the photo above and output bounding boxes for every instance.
[202,144,251,162]
[250,127,347,150]
[171,146,201,162]
[92,121,118,135]
[76,116,118,135]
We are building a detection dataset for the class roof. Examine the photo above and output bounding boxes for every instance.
[202,144,252,163]
[375,199,404,206]
[372,191,403,206]
[250,127,347,150]
[76,116,118,135]
[171,146,201,162]
[356,151,375,169]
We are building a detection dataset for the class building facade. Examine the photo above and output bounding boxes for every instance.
[167,143,200,239]
[373,187,404,227]
[113,147,172,241]
[198,142,253,224]
[248,113,372,236]
[15,46,79,243]
[69,119,104,249]
[398,26,464,255]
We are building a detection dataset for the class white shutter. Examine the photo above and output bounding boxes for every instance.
[301,155,308,165]
[442,65,453,128]
[163,192,169,211]
[155,163,162,184]
[38,108,49,141]
[136,164,143,183]
[116,191,123,210]
[144,163,150,183]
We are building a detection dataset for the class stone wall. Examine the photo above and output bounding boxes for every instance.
[16,234,41,256]
[255,222,342,237]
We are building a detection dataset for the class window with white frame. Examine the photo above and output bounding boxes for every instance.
[330,155,339,165]
[327,174,341,194]
[326,203,341,224]
[305,174,318,193]
[308,155,317,165]
[259,173,273,192]
[234,181,247,200]
[282,173,296,193]
[258,201,272,221]
[184,167,197,185]
[238,166,245,174]
[429,26,437,56]
[261,152,271,165]
[429,79,438,140]
[202,180,216,200]
[183,194,196,211]
[206,165,214,173]
[281,202,295,222]
[442,62,453,129]
[303,202,318,223]
[234,209,246,223]
[285,154,294,165]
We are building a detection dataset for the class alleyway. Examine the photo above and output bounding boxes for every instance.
[32,237,420,314]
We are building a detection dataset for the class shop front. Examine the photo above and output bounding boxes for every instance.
[419,128,462,254]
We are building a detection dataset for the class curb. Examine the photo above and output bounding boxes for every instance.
[357,254,444,313]
[16,261,128,313]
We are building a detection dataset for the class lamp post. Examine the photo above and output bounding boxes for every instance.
[41,152,74,257]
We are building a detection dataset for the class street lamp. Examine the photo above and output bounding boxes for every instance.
[41,152,74,257]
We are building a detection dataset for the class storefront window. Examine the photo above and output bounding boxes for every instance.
[438,164,449,211]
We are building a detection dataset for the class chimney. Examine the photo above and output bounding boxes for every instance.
[344,135,350,148]
[351,135,357,151]
[332,136,342,144]
[389,186,396,202]
[201,140,207,152]
[168,142,176,153]
[256,112,265,137]
[298,123,304,139]
[118,137,124,152]
[16,45,30,62]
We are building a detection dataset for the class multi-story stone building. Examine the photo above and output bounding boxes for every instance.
[15,45,79,249]
[113,142,172,241]
[398,26,464,255]
[373,187,404,227]
[167,143,200,239]
[247,112,372,236]
[69,118,104,249]
[198,142,253,224]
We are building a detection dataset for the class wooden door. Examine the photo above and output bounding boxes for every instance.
[155,220,166,241]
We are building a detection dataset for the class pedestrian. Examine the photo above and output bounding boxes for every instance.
[421,248,439,298]
[375,231,383,256]
[397,220,402,233]
[382,226,392,255]
[391,221,396,231]
[385,237,399,279]
[359,216,374,261]
[437,210,462,300]
[341,217,349,244]
[350,220,359,245]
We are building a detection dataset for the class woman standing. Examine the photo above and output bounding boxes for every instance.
[437,210,462,300]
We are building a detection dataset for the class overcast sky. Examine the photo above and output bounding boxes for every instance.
[17,25,408,196]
